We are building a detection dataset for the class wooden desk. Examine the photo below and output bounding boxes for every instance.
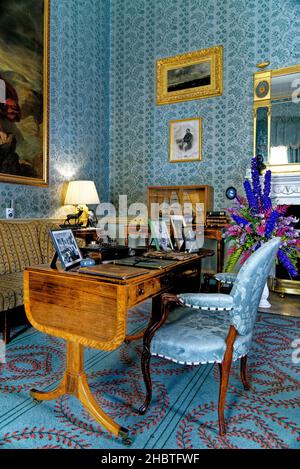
[24,249,213,444]
[204,227,224,273]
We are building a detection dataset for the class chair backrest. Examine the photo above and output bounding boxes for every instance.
[229,237,281,335]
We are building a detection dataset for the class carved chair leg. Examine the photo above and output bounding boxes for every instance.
[139,293,181,415]
[3,311,10,344]
[240,355,250,391]
[218,326,237,436]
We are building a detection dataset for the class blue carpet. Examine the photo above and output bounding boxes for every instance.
[0,302,300,449]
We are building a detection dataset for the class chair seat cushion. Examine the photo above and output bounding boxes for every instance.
[0,272,24,312]
[151,306,252,365]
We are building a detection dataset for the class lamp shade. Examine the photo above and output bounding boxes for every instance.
[64,180,100,205]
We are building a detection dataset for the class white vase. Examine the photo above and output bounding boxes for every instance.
[259,282,271,308]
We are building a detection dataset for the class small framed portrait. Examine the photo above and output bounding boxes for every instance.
[170,215,186,251]
[149,220,173,252]
[183,226,199,253]
[50,228,83,270]
[170,117,202,163]
[156,45,223,105]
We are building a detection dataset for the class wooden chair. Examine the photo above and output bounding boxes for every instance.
[139,238,281,435]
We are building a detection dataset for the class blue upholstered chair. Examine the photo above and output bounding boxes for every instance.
[140,238,281,436]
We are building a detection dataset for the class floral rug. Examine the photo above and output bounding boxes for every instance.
[0,302,299,449]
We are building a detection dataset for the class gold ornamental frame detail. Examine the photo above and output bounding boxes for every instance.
[0,0,49,186]
[157,45,223,105]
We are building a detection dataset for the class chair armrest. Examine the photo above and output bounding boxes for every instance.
[177,293,234,311]
[214,272,237,284]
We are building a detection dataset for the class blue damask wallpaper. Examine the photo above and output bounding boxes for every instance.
[1,0,299,218]
[109,0,300,210]
[0,0,110,218]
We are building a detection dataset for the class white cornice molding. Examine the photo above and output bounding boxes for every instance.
[271,174,300,204]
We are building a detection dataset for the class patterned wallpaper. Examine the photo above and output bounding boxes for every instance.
[1,0,299,218]
[0,0,110,219]
[109,0,300,210]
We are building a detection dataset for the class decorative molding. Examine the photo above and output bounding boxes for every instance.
[271,174,300,205]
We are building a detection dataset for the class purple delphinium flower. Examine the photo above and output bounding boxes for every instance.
[265,210,279,238]
[243,179,258,212]
[251,156,263,209]
[277,248,298,277]
[232,214,250,226]
[262,170,272,211]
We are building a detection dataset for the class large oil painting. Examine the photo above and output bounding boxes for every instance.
[0,0,49,186]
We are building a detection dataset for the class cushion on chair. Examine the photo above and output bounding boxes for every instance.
[178,293,234,311]
[151,306,252,365]
[0,272,24,312]
[214,272,237,284]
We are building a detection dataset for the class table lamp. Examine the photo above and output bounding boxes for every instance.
[64,180,100,227]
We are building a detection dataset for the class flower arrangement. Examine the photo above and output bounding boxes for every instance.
[224,156,300,277]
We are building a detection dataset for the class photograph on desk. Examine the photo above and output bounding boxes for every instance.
[170,215,186,251]
[50,228,83,270]
[149,220,173,252]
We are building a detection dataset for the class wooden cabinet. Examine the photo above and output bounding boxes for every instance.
[147,185,214,224]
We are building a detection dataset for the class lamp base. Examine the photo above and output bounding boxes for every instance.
[59,223,83,230]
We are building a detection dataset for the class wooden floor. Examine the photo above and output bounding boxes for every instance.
[259,291,300,317]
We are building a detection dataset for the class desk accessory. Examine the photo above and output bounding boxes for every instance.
[50,228,83,270]
[143,251,199,261]
[78,263,149,279]
[80,258,96,267]
[63,180,100,227]
[113,257,177,269]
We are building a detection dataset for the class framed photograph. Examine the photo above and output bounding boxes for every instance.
[149,220,173,252]
[183,226,199,253]
[50,229,83,270]
[170,117,201,163]
[0,0,49,186]
[170,215,186,251]
[157,45,223,105]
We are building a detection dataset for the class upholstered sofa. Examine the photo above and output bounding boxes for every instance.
[0,219,61,343]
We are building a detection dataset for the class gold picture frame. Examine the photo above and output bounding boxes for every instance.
[157,45,223,105]
[0,0,49,186]
[170,117,202,163]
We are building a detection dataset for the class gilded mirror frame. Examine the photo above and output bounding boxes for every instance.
[253,63,300,174]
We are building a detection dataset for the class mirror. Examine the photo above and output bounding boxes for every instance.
[253,65,300,173]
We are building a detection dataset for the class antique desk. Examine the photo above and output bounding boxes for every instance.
[24,249,213,444]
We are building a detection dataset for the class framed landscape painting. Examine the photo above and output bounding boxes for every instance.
[157,45,223,105]
[170,117,202,163]
[0,0,49,186]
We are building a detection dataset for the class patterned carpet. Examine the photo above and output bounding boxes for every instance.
[0,301,300,449]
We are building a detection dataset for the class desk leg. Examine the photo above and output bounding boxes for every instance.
[30,341,131,444]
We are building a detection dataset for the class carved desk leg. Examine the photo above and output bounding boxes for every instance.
[139,294,181,415]
[31,341,131,444]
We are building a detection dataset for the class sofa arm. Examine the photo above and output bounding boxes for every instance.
[177,293,234,311]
